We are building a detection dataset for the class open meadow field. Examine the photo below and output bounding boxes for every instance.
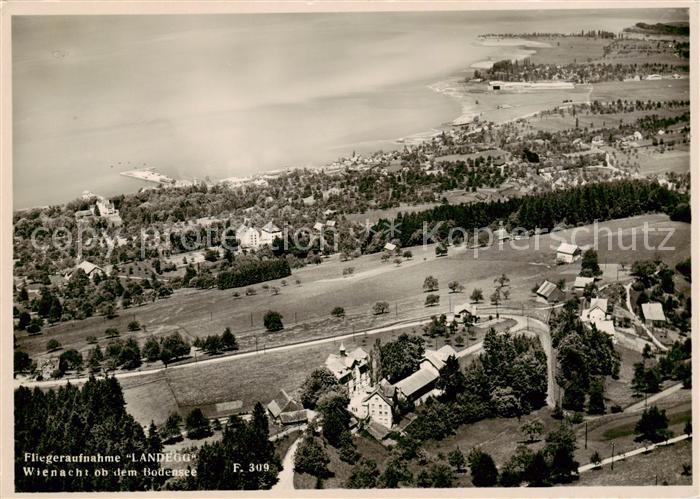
[111,214,689,425]
[633,145,690,175]
[18,214,689,366]
[466,85,592,124]
[522,36,610,65]
[529,106,690,134]
[590,79,689,103]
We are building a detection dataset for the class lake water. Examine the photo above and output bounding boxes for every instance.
[12,9,686,208]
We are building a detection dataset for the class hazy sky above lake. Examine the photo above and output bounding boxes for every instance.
[12,8,688,208]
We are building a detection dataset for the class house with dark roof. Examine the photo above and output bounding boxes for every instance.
[324,344,371,395]
[266,389,303,424]
[279,410,309,426]
[535,280,565,303]
[573,276,595,292]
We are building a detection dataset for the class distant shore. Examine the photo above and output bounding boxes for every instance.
[425,35,558,127]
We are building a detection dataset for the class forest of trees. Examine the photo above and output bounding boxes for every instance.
[216,259,291,290]
[405,329,547,442]
[15,377,162,492]
[380,180,687,249]
[169,403,281,490]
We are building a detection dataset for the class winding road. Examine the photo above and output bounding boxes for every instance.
[271,437,302,491]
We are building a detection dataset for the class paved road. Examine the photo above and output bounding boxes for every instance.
[15,317,437,389]
[623,382,684,413]
[270,424,307,443]
[578,433,691,473]
[271,436,302,491]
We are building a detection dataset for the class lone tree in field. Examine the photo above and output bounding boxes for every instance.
[162,412,183,443]
[470,288,484,303]
[425,294,440,307]
[448,281,464,293]
[46,339,61,352]
[331,306,345,318]
[127,320,141,332]
[635,406,670,443]
[185,408,211,439]
[264,310,284,332]
[448,448,466,472]
[402,250,413,260]
[221,327,239,351]
[581,249,602,277]
[372,301,390,315]
[520,418,544,443]
[423,275,439,292]
[490,288,502,306]
[143,337,161,362]
[468,449,498,487]
[494,273,510,289]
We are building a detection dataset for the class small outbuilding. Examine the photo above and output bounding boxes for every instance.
[535,280,565,303]
[573,276,595,292]
[641,302,667,327]
[556,243,581,263]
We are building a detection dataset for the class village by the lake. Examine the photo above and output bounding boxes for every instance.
[9,10,694,493]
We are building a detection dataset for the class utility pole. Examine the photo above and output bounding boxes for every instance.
[395,303,398,318]
[250,312,253,328]
[611,442,615,470]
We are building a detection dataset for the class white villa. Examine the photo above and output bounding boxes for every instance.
[75,192,123,226]
[235,221,282,249]
[236,225,260,248]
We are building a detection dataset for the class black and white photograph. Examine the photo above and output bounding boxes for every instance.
[1,1,696,495]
